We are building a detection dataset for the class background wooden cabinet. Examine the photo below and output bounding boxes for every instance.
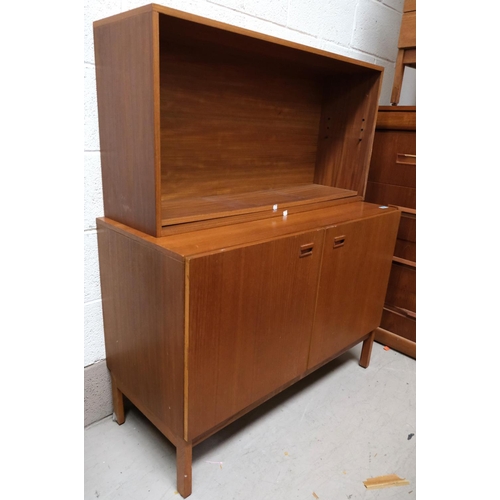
[365,106,416,358]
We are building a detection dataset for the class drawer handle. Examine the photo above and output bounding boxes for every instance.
[333,236,346,248]
[299,243,314,258]
[396,153,416,165]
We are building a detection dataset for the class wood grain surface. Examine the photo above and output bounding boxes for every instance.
[308,209,400,368]
[97,220,185,438]
[94,11,161,236]
[186,230,324,439]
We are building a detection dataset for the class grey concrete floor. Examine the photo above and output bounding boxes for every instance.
[84,343,416,500]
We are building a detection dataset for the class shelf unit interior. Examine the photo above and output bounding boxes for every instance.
[157,14,381,227]
[95,6,383,236]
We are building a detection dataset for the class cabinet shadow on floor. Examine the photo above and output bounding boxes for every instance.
[120,349,358,462]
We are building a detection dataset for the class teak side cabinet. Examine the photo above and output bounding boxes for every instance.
[365,106,416,357]
[94,4,401,497]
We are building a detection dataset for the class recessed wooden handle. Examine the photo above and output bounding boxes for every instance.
[396,153,416,165]
[299,242,314,258]
[333,235,346,248]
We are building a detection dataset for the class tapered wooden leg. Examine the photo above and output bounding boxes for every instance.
[359,331,375,368]
[176,440,193,498]
[111,376,125,425]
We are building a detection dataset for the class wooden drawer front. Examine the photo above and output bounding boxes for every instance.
[187,230,324,440]
[394,239,416,263]
[397,212,416,242]
[368,130,415,188]
[365,128,416,209]
[394,212,416,262]
[380,307,416,343]
[376,107,416,131]
[365,182,415,210]
[385,262,416,313]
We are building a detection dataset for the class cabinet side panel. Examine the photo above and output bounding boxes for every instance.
[186,230,324,440]
[308,210,400,368]
[97,222,184,438]
[314,72,381,197]
[94,12,160,236]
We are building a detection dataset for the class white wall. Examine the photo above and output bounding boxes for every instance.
[84,0,414,380]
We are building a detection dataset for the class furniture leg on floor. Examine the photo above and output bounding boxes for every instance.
[176,440,193,498]
[359,331,375,368]
[111,376,125,425]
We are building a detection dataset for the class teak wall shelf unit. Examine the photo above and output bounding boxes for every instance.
[94,4,400,497]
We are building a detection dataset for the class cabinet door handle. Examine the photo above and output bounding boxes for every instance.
[333,235,346,249]
[299,243,314,258]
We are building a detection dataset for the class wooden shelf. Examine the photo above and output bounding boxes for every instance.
[161,183,357,226]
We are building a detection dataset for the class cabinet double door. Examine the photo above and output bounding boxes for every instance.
[185,212,398,440]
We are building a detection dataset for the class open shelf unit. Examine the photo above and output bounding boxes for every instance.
[94,4,383,236]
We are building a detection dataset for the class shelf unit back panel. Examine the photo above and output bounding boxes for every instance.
[159,43,321,200]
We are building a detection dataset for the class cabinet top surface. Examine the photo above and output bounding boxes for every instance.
[98,202,399,259]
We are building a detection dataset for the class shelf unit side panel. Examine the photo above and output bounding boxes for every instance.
[314,72,381,197]
[94,11,160,236]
